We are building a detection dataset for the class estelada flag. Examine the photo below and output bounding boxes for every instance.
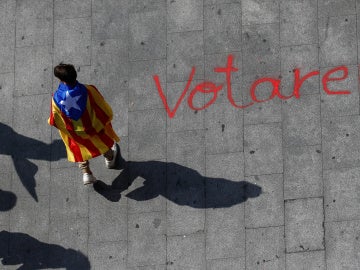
[48,82,120,162]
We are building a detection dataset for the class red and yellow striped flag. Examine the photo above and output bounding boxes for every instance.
[48,84,120,162]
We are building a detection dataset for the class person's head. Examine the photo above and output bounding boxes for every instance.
[54,64,77,85]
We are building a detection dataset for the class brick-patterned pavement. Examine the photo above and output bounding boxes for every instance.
[1,0,360,269]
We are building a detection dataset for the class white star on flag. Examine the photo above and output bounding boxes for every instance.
[60,91,82,112]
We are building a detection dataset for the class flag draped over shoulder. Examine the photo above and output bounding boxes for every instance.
[48,82,120,162]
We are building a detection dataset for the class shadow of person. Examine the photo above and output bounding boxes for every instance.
[0,122,66,202]
[94,160,262,208]
[0,230,90,270]
[0,189,16,211]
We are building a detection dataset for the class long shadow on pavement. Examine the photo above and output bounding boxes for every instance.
[0,230,90,270]
[94,160,262,208]
[0,122,66,202]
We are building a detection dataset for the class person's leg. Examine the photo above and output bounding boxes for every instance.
[104,143,118,169]
[78,160,92,174]
[78,160,97,185]
[103,148,114,162]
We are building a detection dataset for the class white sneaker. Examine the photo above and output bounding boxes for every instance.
[83,173,97,185]
[105,143,118,169]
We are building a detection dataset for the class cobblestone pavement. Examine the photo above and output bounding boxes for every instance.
[1,0,360,269]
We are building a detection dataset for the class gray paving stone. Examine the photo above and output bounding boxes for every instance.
[0,157,12,192]
[245,174,284,228]
[167,0,203,33]
[129,59,166,112]
[129,9,166,61]
[14,46,53,96]
[280,44,319,97]
[166,80,205,132]
[280,0,317,46]
[244,123,283,175]
[92,0,129,40]
[242,23,280,77]
[9,196,49,242]
[324,167,360,222]
[129,0,166,13]
[206,152,244,179]
[129,109,166,160]
[15,0,53,47]
[13,94,52,145]
[0,0,15,51]
[205,102,243,154]
[204,0,240,4]
[320,65,359,117]
[244,145,282,176]
[284,146,323,200]
[0,34,15,74]
[88,189,127,242]
[50,167,88,220]
[167,130,205,174]
[285,198,324,253]
[322,115,360,169]
[54,0,91,19]
[91,38,129,91]
[167,202,205,236]
[319,15,357,67]
[282,94,321,147]
[325,220,360,270]
[286,250,325,270]
[318,0,356,17]
[242,0,279,25]
[128,211,166,266]
[48,217,88,254]
[88,241,127,270]
[246,226,285,269]
[0,73,14,125]
[167,31,204,83]
[244,98,282,125]
[129,132,166,161]
[167,232,206,270]
[207,257,245,270]
[54,17,91,67]
[204,3,242,55]
[206,207,245,259]
[128,265,166,270]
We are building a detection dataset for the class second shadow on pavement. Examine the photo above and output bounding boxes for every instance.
[94,160,262,208]
[0,122,66,202]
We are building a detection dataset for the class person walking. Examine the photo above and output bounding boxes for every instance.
[48,64,120,185]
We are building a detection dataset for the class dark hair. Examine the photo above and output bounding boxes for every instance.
[54,64,77,84]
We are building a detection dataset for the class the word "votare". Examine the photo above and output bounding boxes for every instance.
[153,54,351,119]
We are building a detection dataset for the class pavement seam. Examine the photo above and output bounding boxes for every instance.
[165,0,169,267]
[240,1,247,268]
[278,0,287,267]
[317,0,327,268]
[202,1,208,269]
